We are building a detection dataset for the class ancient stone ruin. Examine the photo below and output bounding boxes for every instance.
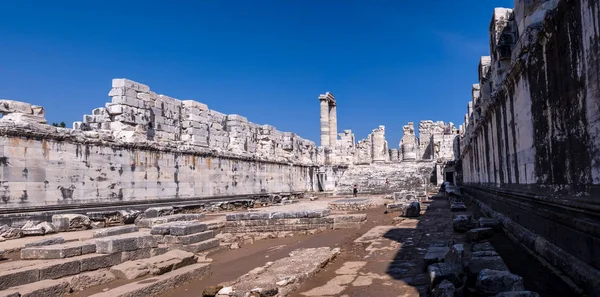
[0,0,598,296]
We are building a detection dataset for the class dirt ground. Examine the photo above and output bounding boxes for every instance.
[155,196,576,297]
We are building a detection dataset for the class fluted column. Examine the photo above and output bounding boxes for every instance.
[319,98,330,147]
[328,104,337,147]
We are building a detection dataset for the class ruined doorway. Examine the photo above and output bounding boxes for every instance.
[445,171,454,184]
[317,173,324,192]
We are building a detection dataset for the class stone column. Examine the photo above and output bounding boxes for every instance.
[328,104,337,147]
[319,98,330,147]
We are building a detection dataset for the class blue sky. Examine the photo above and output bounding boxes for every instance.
[0,0,513,147]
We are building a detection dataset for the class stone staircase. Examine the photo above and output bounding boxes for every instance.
[0,215,218,297]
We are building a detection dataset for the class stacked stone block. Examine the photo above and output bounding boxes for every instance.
[180,100,209,147]
[150,221,220,254]
[222,209,368,233]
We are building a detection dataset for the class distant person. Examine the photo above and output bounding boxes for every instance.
[353,184,358,197]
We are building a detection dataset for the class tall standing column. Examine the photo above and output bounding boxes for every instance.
[319,97,330,147]
[329,104,337,147]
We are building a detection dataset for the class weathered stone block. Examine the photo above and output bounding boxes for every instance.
[476,269,525,295]
[453,215,476,233]
[445,244,464,264]
[427,263,464,291]
[0,268,40,290]
[465,256,509,280]
[52,214,91,232]
[80,253,122,272]
[479,218,502,231]
[0,100,33,115]
[121,247,152,262]
[472,242,495,252]
[178,238,220,253]
[93,226,139,238]
[170,221,208,236]
[24,236,65,248]
[136,214,205,228]
[466,227,495,242]
[20,245,82,259]
[2,279,69,297]
[39,260,81,279]
[432,279,456,297]
[450,202,467,212]
[95,234,158,254]
[163,230,214,245]
[144,207,174,218]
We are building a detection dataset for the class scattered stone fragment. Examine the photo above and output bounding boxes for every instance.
[452,214,476,233]
[93,225,139,238]
[445,244,464,264]
[144,206,174,218]
[465,256,509,281]
[1,226,23,239]
[38,221,58,234]
[52,214,92,232]
[432,279,456,297]
[476,269,525,295]
[450,202,467,212]
[428,263,464,290]
[472,242,495,252]
[24,236,66,247]
[479,217,502,231]
[466,227,495,242]
[120,210,141,224]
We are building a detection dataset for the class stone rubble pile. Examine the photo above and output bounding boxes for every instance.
[70,78,317,164]
[0,100,47,125]
[423,192,539,297]
[0,217,216,296]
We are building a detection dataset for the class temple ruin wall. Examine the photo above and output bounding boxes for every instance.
[459,0,600,294]
[0,79,319,209]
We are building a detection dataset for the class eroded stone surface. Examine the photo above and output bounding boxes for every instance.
[223,247,340,297]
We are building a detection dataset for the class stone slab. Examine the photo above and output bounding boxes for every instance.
[21,244,83,260]
[150,221,207,236]
[1,278,69,297]
[224,247,340,296]
[95,233,158,254]
[162,230,214,245]
[87,262,211,297]
[23,237,66,248]
[136,214,205,228]
[177,238,220,254]
[225,209,330,221]
[93,226,139,238]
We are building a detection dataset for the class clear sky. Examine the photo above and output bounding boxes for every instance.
[0,0,513,147]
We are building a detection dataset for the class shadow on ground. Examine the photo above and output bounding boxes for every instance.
[381,192,578,297]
